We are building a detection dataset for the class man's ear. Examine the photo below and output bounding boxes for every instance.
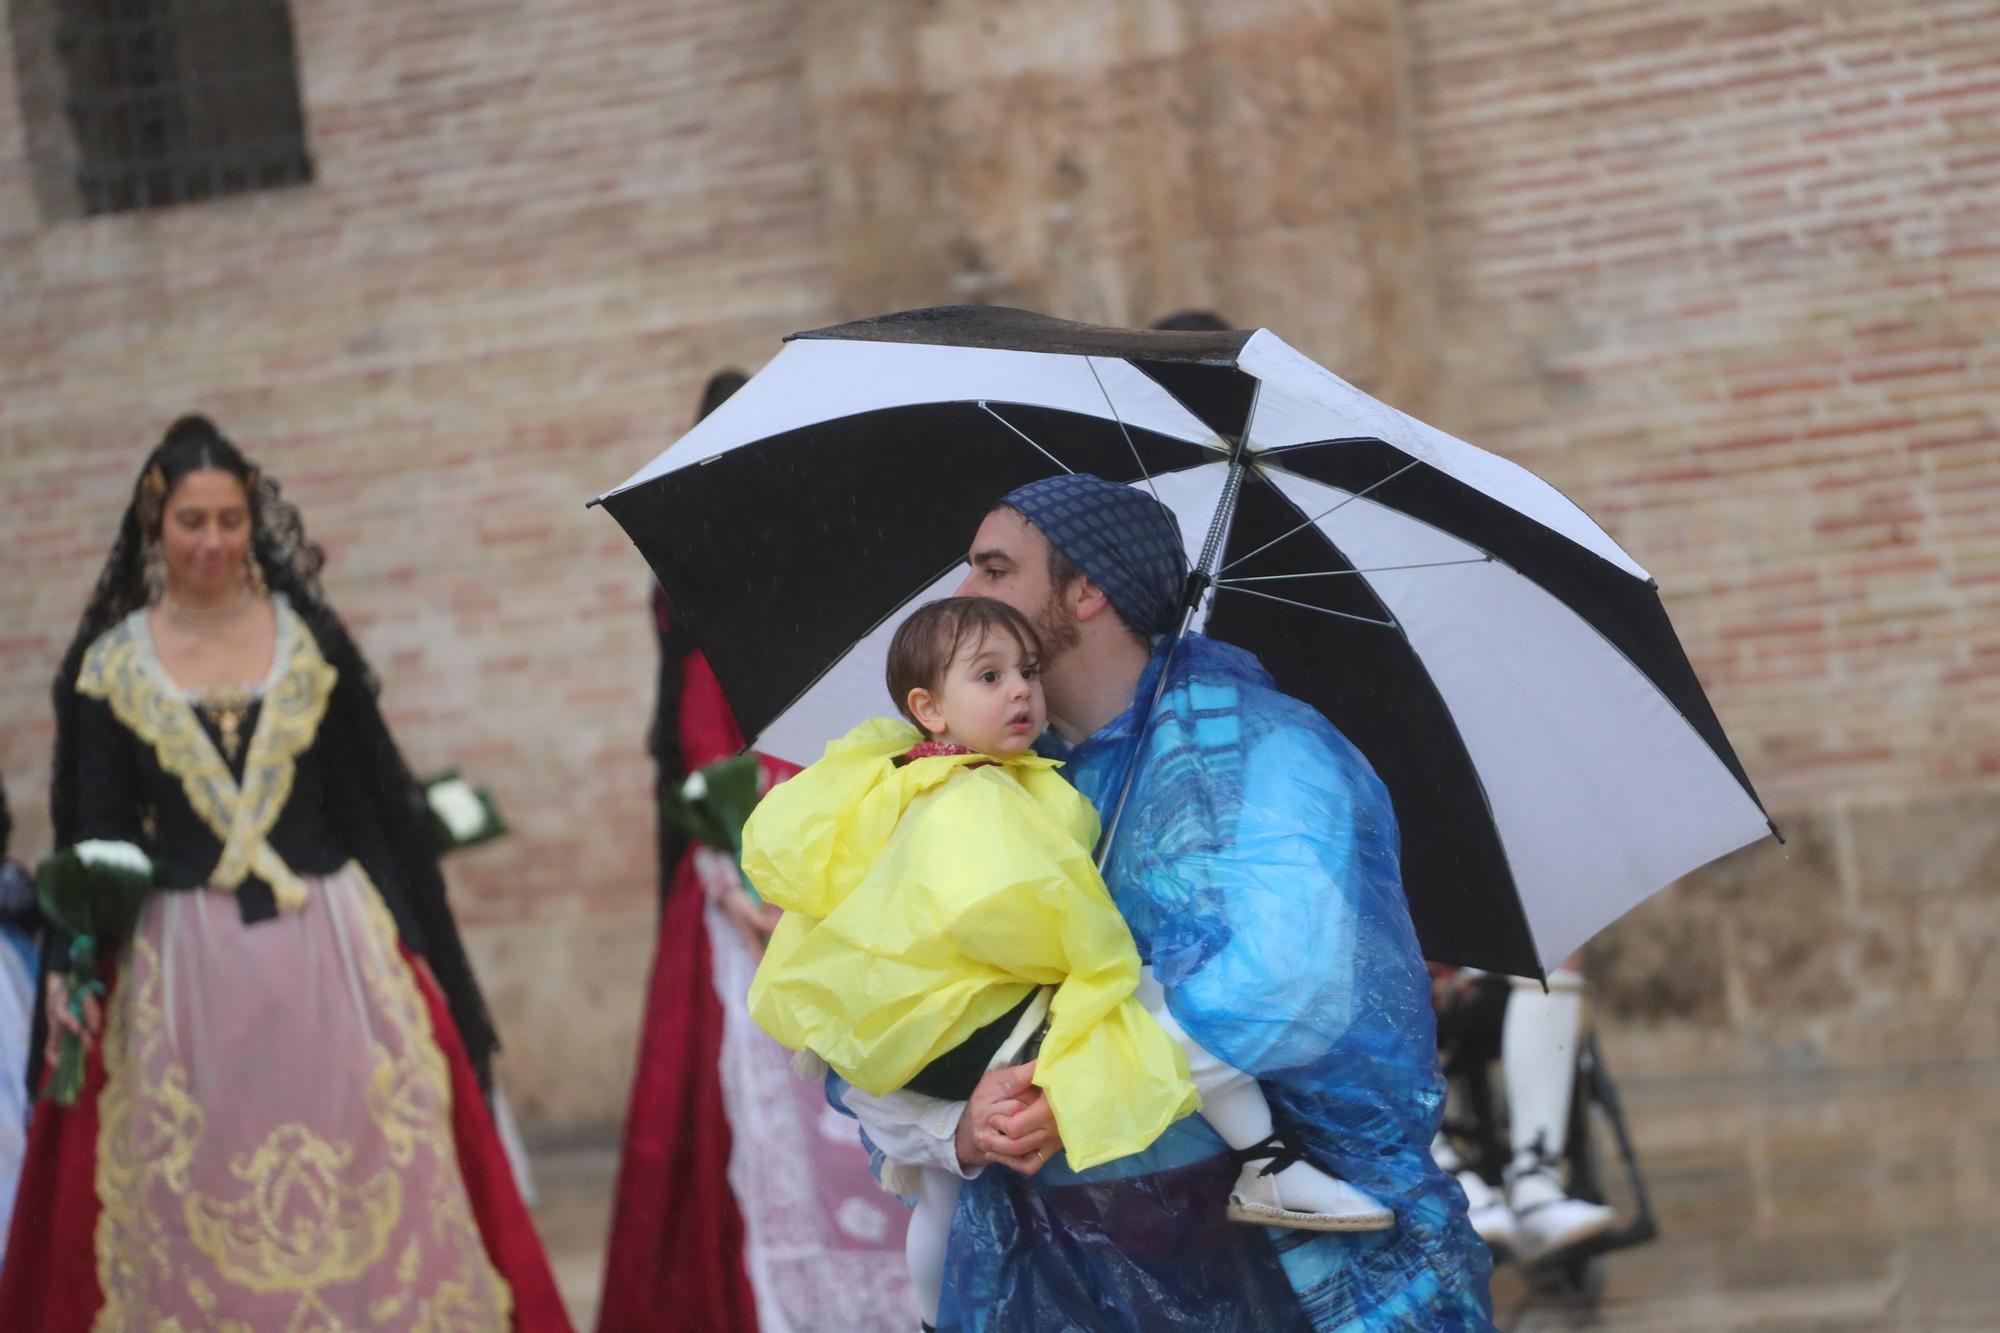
[906,686,949,736]
[1070,575,1112,624]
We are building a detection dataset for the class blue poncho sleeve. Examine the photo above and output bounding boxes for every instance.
[1118,668,1436,1131]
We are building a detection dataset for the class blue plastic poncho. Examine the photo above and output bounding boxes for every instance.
[931,635,1494,1331]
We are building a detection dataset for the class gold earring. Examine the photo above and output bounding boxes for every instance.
[142,542,166,604]
[244,555,268,597]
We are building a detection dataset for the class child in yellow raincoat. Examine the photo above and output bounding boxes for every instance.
[743,597,1388,1330]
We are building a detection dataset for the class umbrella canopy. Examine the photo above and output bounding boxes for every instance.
[595,306,1774,978]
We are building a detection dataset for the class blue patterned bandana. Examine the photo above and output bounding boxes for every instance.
[1001,473,1188,637]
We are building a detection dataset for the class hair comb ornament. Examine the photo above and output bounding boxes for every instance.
[136,463,168,530]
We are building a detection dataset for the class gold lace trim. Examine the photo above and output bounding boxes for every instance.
[91,930,204,1318]
[92,865,513,1330]
[75,604,336,913]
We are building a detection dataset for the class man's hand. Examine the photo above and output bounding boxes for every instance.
[44,971,102,1064]
[954,1061,1062,1176]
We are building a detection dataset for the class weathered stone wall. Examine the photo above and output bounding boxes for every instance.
[1402,0,2000,1073]
[797,0,1438,410]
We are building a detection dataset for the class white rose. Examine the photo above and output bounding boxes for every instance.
[682,770,709,801]
[74,839,152,877]
[426,779,488,842]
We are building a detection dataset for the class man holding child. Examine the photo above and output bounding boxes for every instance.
[832,473,1494,1330]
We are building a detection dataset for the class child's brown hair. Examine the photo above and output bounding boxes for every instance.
[886,597,1044,733]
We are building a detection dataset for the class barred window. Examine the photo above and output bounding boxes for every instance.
[10,0,313,218]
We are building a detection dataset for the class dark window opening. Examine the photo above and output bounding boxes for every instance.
[11,0,313,218]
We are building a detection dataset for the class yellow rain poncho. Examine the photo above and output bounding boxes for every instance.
[743,718,1198,1172]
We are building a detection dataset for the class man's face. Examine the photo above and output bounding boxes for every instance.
[955,507,1080,661]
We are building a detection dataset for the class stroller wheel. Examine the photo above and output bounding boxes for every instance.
[1529,1249,1606,1306]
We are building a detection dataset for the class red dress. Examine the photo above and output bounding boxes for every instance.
[596,646,783,1333]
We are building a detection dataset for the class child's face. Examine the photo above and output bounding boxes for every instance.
[924,629,1046,756]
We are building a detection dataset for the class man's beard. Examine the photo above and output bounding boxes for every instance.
[1034,585,1081,662]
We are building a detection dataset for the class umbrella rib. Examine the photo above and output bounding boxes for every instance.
[979,402,1073,474]
[1218,556,1495,584]
[1216,582,1399,629]
[1218,459,1422,574]
[1083,356,1162,503]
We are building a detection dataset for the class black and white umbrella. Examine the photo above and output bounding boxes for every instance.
[594,307,1775,979]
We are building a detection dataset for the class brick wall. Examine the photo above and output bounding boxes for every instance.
[0,0,840,1129]
[1402,0,2000,1072]
[0,0,1434,1130]
[2,0,1993,1130]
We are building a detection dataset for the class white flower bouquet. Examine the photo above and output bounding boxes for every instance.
[423,770,509,854]
[36,839,155,1104]
[660,752,764,861]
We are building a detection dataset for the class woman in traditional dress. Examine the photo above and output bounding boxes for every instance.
[597,372,913,1333]
[598,369,769,1332]
[0,415,572,1331]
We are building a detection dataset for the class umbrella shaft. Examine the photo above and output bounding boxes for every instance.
[1095,449,1248,870]
[1194,450,1249,576]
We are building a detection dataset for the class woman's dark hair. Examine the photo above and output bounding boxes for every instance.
[1150,309,1232,332]
[695,368,748,423]
[886,597,1044,733]
[134,414,275,537]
